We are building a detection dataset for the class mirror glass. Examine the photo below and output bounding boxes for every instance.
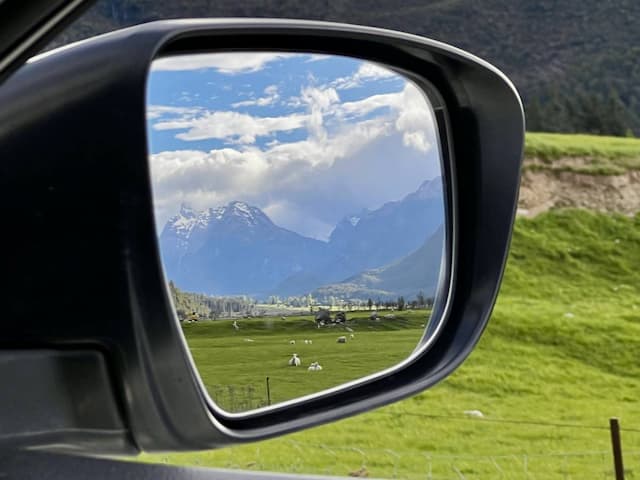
[146,52,446,413]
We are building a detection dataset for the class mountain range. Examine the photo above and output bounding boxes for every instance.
[159,177,444,299]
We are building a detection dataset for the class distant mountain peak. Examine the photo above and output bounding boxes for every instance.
[220,200,272,227]
[414,176,443,200]
[166,200,274,239]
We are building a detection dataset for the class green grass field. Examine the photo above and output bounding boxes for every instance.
[525,132,640,175]
[183,311,429,411]
[143,209,640,478]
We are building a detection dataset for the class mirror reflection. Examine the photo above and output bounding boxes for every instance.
[146,52,445,412]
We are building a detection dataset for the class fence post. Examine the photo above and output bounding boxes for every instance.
[266,377,271,406]
[610,417,625,480]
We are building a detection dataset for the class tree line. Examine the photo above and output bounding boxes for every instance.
[525,86,637,137]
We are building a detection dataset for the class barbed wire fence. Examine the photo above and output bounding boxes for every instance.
[188,405,640,479]
[213,441,640,479]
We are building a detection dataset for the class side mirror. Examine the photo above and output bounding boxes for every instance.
[0,20,524,454]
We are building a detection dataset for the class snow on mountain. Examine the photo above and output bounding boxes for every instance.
[159,200,326,296]
[159,177,445,298]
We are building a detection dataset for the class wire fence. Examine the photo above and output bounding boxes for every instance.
[178,405,640,479]
[198,384,640,478]
[210,441,640,479]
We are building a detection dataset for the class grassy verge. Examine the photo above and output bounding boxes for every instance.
[525,132,640,174]
[142,210,640,478]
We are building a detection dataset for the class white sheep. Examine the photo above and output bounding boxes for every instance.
[289,339,296,345]
[350,334,355,339]
[232,320,239,330]
[308,361,323,371]
[463,410,484,418]
[385,314,396,319]
[304,339,313,344]
[288,353,301,366]
[337,336,347,343]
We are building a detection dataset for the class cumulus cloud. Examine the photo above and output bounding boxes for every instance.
[151,52,293,74]
[154,110,309,144]
[331,61,397,90]
[150,114,408,233]
[148,59,439,236]
[394,83,434,153]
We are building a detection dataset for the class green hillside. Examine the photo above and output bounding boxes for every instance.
[54,1,640,135]
[145,208,640,478]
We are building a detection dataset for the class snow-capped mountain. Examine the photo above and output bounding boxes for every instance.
[159,177,445,298]
[159,201,327,295]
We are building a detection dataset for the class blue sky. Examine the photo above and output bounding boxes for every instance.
[147,52,442,240]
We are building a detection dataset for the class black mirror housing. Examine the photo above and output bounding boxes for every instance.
[0,19,524,454]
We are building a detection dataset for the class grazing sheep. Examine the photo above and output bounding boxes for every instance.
[288,353,301,366]
[350,334,355,339]
[281,316,286,320]
[232,320,239,330]
[289,340,296,345]
[308,361,323,371]
[463,410,484,418]
[385,314,396,319]
[337,336,347,343]
[304,339,313,345]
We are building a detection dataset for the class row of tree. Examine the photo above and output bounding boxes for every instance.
[366,292,434,311]
[169,281,436,321]
[168,281,256,321]
[525,87,637,137]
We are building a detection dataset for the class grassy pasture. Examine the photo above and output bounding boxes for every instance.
[183,311,429,411]
[525,132,640,174]
[143,209,640,478]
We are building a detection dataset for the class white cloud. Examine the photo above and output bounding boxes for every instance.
[305,54,332,63]
[300,85,340,141]
[331,61,398,90]
[151,53,294,74]
[394,83,434,153]
[154,110,308,144]
[146,105,203,120]
[149,74,439,236]
[150,114,396,231]
[338,91,401,117]
[232,84,280,108]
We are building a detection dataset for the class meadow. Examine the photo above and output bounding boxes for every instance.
[183,311,429,411]
[143,208,640,479]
